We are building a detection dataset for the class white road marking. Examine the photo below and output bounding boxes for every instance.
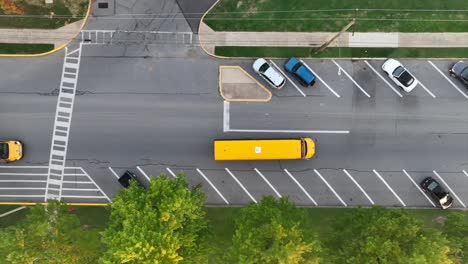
[364,60,403,97]
[373,170,406,207]
[137,166,151,182]
[226,128,350,134]
[0,180,46,183]
[166,168,177,178]
[0,166,48,169]
[463,170,468,177]
[61,188,100,192]
[196,168,229,205]
[254,168,282,198]
[0,195,44,198]
[225,168,257,203]
[428,61,468,99]
[0,187,45,190]
[416,80,436,98]
[269,60,306,97]
[343,169,374,205]
[108,167,120,179]
[223,101,230,132]
[63,181,94,184]
[402,169,436,207]
[284,169,317,205]
[331,59,371,98]
[60,195,110,199]
[0,173,47,176]
[432,170,466,208]
[300,59,341,98]
[0,206,26,218]
[313,169,347,206]
[80,168,111,202]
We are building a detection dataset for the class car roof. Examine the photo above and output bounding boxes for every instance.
[285,57,300,71]
[253,58,268,71]
[295,65,315,83]
[263,67,285,86]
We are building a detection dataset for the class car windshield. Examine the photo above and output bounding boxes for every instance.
[427,181,445,197]
[0,143,8,159]
[258,63,269,73]
[394,68,414,86]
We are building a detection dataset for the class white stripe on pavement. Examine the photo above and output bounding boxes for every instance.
[80,168,111,202]
[402,169,436,207]
[137,166,151,182]
[343,169,374,205]
[428,61,468,99]
[196,168,229,205]
[0,166,47,169]
[299,59,341,98]
[284,169,317,205]
[313,169,347,206]
[416,80,436,98]
[166,168,177,178]
[269,60,306,97]
[108,167,120,179]
[0,187,45,190]
[432,170,466,208]
[60,195,110,199]
[331,59,371,98]
[226,128,350,134]
[0,173,47,176]
[225,168,257,203]
[0,180,46,183]
[463,170,468,178]
[223,101,230,132]
[373,170,406,207]
[254,168,282,198]
[61,188,100,192]
[364,60,403,97]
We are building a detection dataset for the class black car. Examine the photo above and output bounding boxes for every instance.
[118,170,144,188]
[420,177,453,209]
[449,61,468,87]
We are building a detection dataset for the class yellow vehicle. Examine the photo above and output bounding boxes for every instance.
[0,140,23,162]
[214,138,315,161]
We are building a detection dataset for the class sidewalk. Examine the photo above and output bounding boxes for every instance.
[199,22,468,54]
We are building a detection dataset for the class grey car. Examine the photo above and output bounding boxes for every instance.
[449,61,468,87]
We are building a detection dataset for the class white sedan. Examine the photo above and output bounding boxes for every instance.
[382,58,418,93]
[252,58,286,89]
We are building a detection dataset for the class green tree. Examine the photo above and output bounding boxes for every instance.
[328,207,453,264]
[443,212,468,263]
[0,200,101,264]
[101,173,209,264]
[225,196,320,264]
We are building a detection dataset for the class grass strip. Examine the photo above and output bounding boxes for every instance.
[0,43,54,54]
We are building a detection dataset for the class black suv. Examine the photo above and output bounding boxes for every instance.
[420,177,453,209]
[449,61,468,87]
[118,170,144,188]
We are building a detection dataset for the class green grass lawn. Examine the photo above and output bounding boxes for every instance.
[0,43,54,54]
[205,0,468,32]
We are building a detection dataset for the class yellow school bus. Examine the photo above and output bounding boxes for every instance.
[214,138,315,161]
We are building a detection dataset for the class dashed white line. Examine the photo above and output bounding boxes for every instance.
[284,169,317,205]
[331,59,371,98]
[269,59,306,97]
[373,170,406,207]
[364,60,403,97]
[223,101,230,132]
[463,170,468,178]
[108,167,120,179]
[432,170,466,208]
[428,61,468,99]
[402,169,436,207]
[416,80,436,98]
[254,168,282,198]
[166,168,177,178]
[196,168,229,205]
[313,169,347,207]
[137,166,151,182]
[225,168,257,203]
[300,59,341,98]
[343,169,374,205]
[226,128,350,134]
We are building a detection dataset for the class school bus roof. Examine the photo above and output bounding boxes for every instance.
[214,139,305,161]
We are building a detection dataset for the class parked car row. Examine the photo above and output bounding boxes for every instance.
[253,57,468,94]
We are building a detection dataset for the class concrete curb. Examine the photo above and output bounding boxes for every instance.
[219,65,272,102]
[198,0,230,60]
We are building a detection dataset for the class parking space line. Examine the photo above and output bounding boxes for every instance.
[402,169,436,207]
[343,169,374,205]
[364,61,403,98]
[136,166,151,182]
[254,168,282,198]
[80,168,111,202]
[196,168,229,205]
[331,59,371,98]
[284,169,317,205]
[269,60,306,97]
[463,170,468,178]
[166,168,177,178]
[416,80,436,98]
[108,167,119,179]
[225,168,257,203]
[428,61,468,99]
[373,170,406,207]
[299,59,341,98]
[313,169,347,206]
[432,170,466,208]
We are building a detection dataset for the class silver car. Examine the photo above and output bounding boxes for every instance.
[252,58,286,89]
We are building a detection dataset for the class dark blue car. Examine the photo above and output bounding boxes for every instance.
[284,57,316,86]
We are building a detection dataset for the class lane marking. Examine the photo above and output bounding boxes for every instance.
[432,170,466,208]
[416,80,436,98]
[343,169,374,205]
[0,166,48,169]
[63,181,94,184]
[196,168,229,205]
[225,168,257,203]
[402,169,436,207]
[313,169,347,206]
[284,169,317,205]
[80,168,111,202]
[428,61,468,99]
[0,173,47,176]
[108,167,120,179]
[223,101,230,132]
[269,60,306,97]
[254,168,282,198]
[60,195,110,199]
[166,168,177,178]
[364,60,403,97]
[0,195,44,198]
[0,180,46,183]
[300,59,341,98]
[0,187,45,190]
[61,188,100,192]
[226,128,350,134]
[137,166,151,182]
[463,170,468,177]
[332,59,371,98]
[373,170,406,207]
